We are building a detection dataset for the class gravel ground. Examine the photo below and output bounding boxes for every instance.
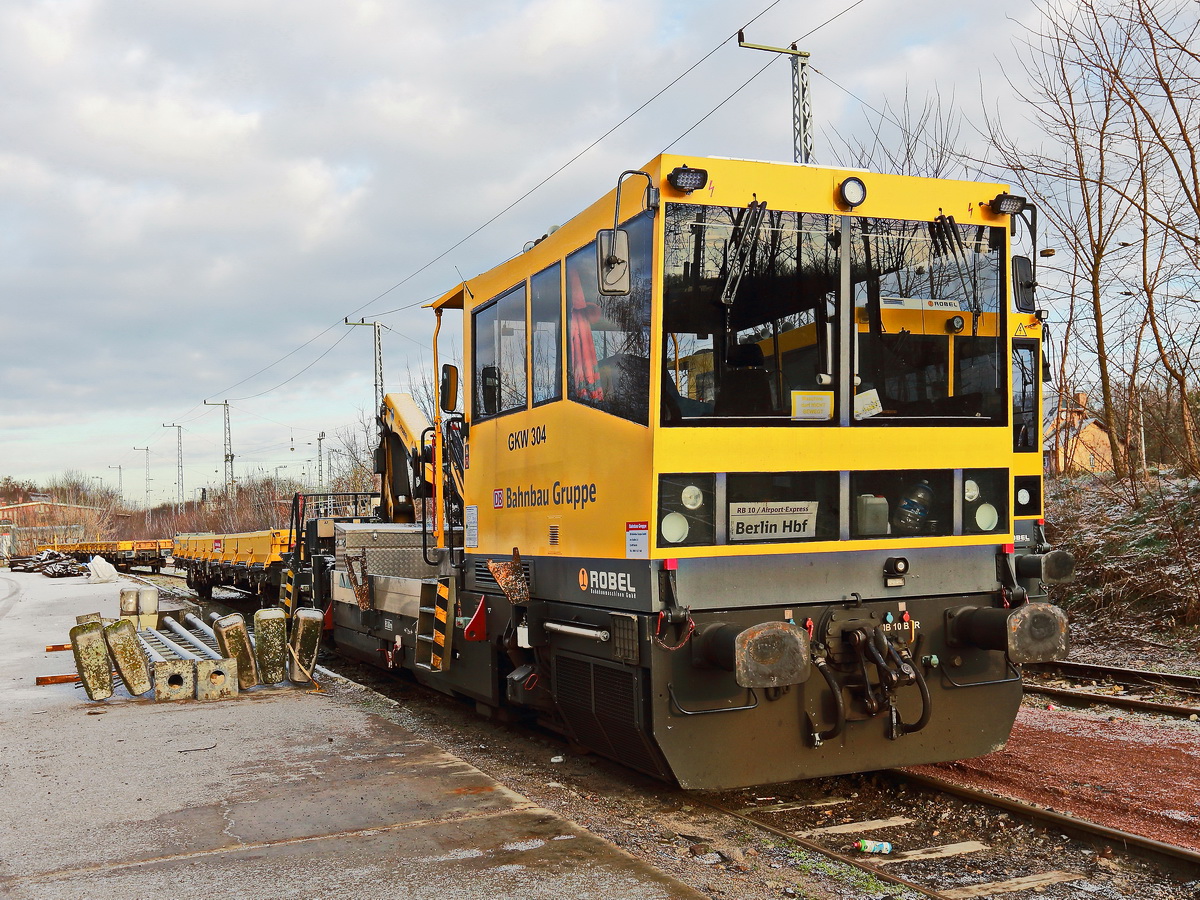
[333,660,930,900]
[909,704,1200,849]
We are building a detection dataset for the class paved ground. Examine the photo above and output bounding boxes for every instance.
[0,570,704,900]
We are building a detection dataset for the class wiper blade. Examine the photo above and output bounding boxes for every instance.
[719,199,768,308]
[933,213,982,335]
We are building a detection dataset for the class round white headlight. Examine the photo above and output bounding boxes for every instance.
[974,502,999,531]
[963,479,981,502]
[661,512,690,543]
[839,177,867,208]
[681,485,704,510]
[1016,487,1032,506]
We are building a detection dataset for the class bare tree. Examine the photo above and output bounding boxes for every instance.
[989,0,1200,483]
[986,0,1144,479]
[829,88,969,179]
[330,408,377,493]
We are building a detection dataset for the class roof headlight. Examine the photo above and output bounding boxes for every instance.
[838,177,867,209]
[990,193,1027,215]
[667,165,709,193]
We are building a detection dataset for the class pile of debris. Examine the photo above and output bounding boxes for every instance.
[10,550,87,577]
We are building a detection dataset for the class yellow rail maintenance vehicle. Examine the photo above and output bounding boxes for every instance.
[173,530,291,603]
[327,153,1074,790]
[37,539,170,572]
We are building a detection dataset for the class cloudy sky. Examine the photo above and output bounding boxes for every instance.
[1,0,1043,505]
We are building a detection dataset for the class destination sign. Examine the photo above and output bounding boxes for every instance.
[728,501,819,542]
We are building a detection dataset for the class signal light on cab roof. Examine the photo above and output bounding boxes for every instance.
[838,176,867,209]
[667,165,708,193]
[990,193,1027,215]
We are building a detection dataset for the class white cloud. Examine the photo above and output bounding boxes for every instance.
[0,0,1060,496]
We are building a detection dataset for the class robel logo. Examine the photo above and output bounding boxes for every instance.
[578,568,636,597]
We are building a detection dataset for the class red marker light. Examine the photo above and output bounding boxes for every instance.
[1003,543,1015,554]
[664,558,678,571]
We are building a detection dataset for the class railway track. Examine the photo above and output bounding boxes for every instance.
[699,768,1200,899]
[93,570,1200,896]
[124,565,258,601]
[319,653,1199,900]
[1022,659,1200,718]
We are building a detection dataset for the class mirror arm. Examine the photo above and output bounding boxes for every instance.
[613,171,657,231]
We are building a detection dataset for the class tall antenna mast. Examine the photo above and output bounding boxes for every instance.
[346,318,390,438]
[133,446,151,526]
[738,31,813,164]
[204,400,235,496]
[163,423,184,513]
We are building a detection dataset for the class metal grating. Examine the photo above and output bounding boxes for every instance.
[553,653,668,780]
[554,655,611,754]
[610,612,639,665]
[473,560,531,592]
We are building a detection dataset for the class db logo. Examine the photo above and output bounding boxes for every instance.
[493,489,504,509]
[578,568,589,591]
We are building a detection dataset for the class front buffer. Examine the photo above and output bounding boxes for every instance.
[640,591,1069,790]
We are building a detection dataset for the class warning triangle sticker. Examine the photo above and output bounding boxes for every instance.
[1015,323,1028,337]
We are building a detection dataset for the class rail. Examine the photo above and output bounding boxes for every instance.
[896,770,1200,877]
[1023,660,1200,718]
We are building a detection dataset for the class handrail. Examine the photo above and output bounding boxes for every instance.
[668,684,759,716]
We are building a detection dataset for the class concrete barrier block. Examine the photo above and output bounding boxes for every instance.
[119,588,140,616]
[153,659,194,701]
[213,613,258,689]
[288,608,324,683]
[76,612,102,626]
[254,608,288,685]
[137,586,159,615]
[195,658,238,701]
[103,619,151,696]
[69,621,113,701]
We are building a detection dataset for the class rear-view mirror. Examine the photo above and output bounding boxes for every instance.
[597,229,630,296]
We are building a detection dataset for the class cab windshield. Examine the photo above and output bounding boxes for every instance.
[661,202,1006,427]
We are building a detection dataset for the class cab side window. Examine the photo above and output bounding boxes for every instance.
[565,212,652,426]
[472,283,527,419]
[531,263,562,406]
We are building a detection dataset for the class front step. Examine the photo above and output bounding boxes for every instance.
[414,577,455,672]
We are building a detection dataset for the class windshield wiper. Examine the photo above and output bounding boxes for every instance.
[931,213,982,335]
[719,198,768,364]
[719,199,768,309]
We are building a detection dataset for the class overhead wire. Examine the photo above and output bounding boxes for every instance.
[663,0,871,153]
[808,67,964,168]
[224,329,356,402]
[191,0,793,409]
